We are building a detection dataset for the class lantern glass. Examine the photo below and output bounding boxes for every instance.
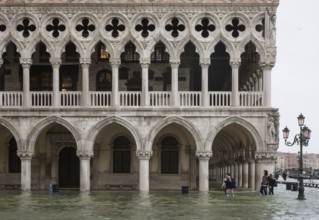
[282,126,290,140]
[298,113,305,127]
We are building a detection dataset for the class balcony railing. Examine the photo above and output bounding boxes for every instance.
[0,91,264,108]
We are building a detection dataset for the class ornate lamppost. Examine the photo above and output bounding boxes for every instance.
[282,113,312,200]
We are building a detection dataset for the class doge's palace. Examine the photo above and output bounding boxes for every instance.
[0,0,279,192]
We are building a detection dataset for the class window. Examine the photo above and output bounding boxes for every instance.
[30,66,53,91]
[161,136,179,174]
[121,42,139,63]
[151,42,169,63]
[113,136,131,173]
[8,138,20,173]
[96,70,112,91]
[99,44,109,60]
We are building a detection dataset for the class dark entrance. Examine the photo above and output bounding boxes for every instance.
[58,147,79,188]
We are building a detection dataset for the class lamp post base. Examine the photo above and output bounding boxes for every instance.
[297,186,306,200]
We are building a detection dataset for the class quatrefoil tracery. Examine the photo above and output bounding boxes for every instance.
[135,18,155,38]
[165,17,185,38]
[225,18,245,38]
[16,18,36,38]
[75,18,95,38]
[46,18,66,38]
[255,18,265,38]
[0,23,6,32]
[195,18,215,38]
[105,18,125,38]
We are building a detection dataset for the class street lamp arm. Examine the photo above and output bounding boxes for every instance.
[284,134,300,146]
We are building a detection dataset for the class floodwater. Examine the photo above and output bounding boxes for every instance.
[0,183,319,220]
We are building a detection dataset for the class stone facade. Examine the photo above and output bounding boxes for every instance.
[0,1,279,192]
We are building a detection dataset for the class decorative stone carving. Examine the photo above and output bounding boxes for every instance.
[80,58,91,65]
[136,150,153,160]
[17,150,33,159]
[196,151,212,160]
[109,58,121,67]
[139,58,151,66]
[19,58,32,65]
[50,57,62,66]
[255,151,277,160]
[77,150,93,159]
[267,111,280,143]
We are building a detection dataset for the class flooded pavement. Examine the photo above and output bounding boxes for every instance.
[0,183,319,220]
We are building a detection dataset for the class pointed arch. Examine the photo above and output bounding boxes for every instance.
[27,116,81,152]
[146,116,203,152]
[117,34,143,59]
[176,38,204,60]
[57,37,84,59]
[237,36,266,63]
[0,117,23,151]
[207,36,236,61]
[0,38,24,56]
[86,116,142,152]
[205,116,263,152]
[147,36,174,60]
[27,35,55,58]
[86,38,115,59]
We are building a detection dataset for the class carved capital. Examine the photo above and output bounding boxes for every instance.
[20,58,32,66]
[169,59,180,67]
[80,58,91,65]
[255,151,277,160]
[230,60,241,68]
[109,58,121,67]
[17,150,33,159]
[136,150,152,160]
[50,57,62,66]
[140,58,150,67]
[196,151,212,160]
[200,58,210,66]
[76,150,93,160]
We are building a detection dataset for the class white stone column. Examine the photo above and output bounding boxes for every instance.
[110,58,120,107]
[80,58,91,106]
[231,163,235,177]
[242,161,249,188]
[234,163,239,186]
[20,58,32,107]
[140,59,150,106]
[77,150,93,192]
[50,58,61,106]
[256,69,263,92]
[262,65,272,107]
[238,163,243,187]
[196,151,212,192]
[249,159,256,191]
[230,61,240,106]
[170,60,180,106]
[137,150,152,192]
[201,59,210,107]
[17,150,33,192]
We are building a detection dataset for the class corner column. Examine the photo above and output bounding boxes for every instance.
[170,60,180,106]
[80,58,91,106]
[20,58,32,107]
[248,159,256,191]
[230,61,240,107]
[262,64,273,107]
[77,150,93,192]
[242,160,249,188]
[201,59,210,107]
[137,150,152,192]
[140,59,150,106]
[17,150,33,192]
[196,151,212,192]
[110,58,120,107]
[50,58,61,106]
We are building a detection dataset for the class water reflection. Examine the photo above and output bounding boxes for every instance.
[0,185,318,220]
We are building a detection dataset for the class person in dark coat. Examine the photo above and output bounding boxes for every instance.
[224,173,236,198]
[268,173,276,195]
[260,170,269,195]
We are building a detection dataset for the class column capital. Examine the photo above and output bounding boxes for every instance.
[200,58,210,66]
[20,58,32,67]
[229,60,241,68]
[136,150,153,160]
[50,57,62,66]
[140,58,151,67]
[169,59,180,67]
[196,151,212,160]
[260,62,274,70]
[254,151,277,161]
[77,150,94,160]
[109,58,121,67]
[17,150,33,159]
[80,58,91,65]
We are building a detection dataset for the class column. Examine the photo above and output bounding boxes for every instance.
[256,69,263,92]
[238,163,243,187]
[196,151,212,192]
[248,159,256,191]
[17,150,33,192]
[50,58,61,106]
[110,58,120,107]
[137,150,152,192]
[262,65,272,107]
[231,163,235,178]
[20,58,32,107]
[140,59,150,106]
[80,58,91,106]
[242,161,249,188]
[0,59,2,105]
[230,61,240,106]
[170,60,180,106]
[234,162,238,186]
[201,59,210,107]
[77,150,93,192]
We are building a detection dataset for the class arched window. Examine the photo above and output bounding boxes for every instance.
[121,42,140,63]
[8,137,20,173]
[113,136,131,173]
[151,42,169,63]
[96,69,112,91]
[161,136,179,174]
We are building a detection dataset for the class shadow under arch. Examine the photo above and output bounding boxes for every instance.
[0,117,23,150]
[27,116,81,152]
[86,116,142,152]
[146,116,203,152]
[205,116,264,152]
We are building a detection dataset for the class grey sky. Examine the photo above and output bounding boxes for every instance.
[274,0,319,153]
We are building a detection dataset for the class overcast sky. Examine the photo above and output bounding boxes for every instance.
[274,0,319,153]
